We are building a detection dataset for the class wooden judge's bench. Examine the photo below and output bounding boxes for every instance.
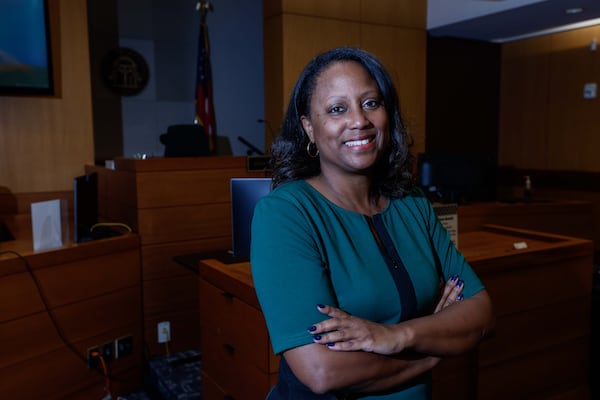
[88,156,269,356]
[197,225,594,400]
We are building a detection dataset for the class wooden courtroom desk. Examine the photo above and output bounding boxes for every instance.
[197,225,594,400]
[456,200,595,240]
[88,156,269,356]
[0,233,143,400]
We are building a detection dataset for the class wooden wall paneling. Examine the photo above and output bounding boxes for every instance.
[0,235,143,399]
[476,337,590,399]
[0,271,46,322]
[361,25,427,155]
[0,314,63,370]
[432,353,475,400]
[360,0,426,28]
[278,0,361,20]
[273,0,427,28]
[144,274,198,318]
[524,187,600,254]
[0,0,94,193]
[456,201,595,240]
[142,268,201,355]
[53,287,141,339]
[34,249,140,306]
[499,24,600,173]
[0,340,142,400]
[141,240,230,281]
[144,295,200,356]
[499,36,552,169]
[141,240,225,280]
[474,254,591,316]
[477,296,590,366]
[90,166,139,230]
[145,306,200,357]
[546,26,600,172]
[134,168,248,208]
[281,14,362,98]
[136,203,231,245]
[1,346,106,400]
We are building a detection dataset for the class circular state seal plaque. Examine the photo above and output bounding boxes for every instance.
[101,47,150,96]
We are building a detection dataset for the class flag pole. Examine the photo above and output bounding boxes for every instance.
[195,0,216,154]
[197,0,212,23]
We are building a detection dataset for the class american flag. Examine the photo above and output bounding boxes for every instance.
[195,16,216,154]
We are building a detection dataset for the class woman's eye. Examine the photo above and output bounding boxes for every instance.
[363,99,381,109]
[329,105,346,114]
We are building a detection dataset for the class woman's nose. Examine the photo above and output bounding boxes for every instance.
[348,108,370,129]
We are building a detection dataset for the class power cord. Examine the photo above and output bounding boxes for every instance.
[0,250,122,385]
[1,250,86,364]
[90,222,132,233]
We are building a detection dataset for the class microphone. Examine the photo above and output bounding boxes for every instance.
[257,118,276,144]
[237,136,264,156]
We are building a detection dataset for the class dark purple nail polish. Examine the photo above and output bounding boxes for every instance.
[308,325,317,332]
[326,343,335,347]
[457,280,464,288]
[313,335,322,341]
[457,294,464,301]
[317,304,325,308]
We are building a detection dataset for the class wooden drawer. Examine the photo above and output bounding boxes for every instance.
[199,278,278,373]
[201,330,275,400]
[201,371,229,400]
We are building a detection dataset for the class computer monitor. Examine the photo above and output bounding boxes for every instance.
[230,177,272,259]
[73,173,99,243]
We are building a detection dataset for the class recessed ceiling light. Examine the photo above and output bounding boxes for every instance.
[565,7,584,15]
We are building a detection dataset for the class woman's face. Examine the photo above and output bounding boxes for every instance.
[301,61,390,177]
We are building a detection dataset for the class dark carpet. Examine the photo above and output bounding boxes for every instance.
[120,349,201,400]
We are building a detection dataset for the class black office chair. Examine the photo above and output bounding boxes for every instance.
[159,124,210,157]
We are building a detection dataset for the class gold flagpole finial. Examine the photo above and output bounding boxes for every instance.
[197,0,212,21]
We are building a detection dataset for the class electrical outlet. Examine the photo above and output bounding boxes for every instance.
[102,342,113,362]
[158,321,171,343]
[115,335,133,359]
[87,346,100,369]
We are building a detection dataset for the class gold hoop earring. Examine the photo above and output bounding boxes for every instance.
[306,141,319,158]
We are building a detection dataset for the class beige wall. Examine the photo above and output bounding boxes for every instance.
[0,0,94,193]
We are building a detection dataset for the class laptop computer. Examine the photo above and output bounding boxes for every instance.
[230,177,272,259]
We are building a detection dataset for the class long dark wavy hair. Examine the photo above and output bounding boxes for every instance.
[270,47,414,198]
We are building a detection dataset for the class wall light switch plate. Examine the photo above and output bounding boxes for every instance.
[157,321,171,343]
[583,82,597,99]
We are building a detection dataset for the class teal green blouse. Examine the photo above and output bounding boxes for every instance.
[250,180,484,399]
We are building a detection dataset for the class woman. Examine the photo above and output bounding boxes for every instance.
[250,47,494,399]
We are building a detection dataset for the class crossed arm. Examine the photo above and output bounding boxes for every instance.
[283,279,495,395]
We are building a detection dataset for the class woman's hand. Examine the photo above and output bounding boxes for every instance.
[309,304,404,354]
[309,277,465,355]
[434,275,464,313]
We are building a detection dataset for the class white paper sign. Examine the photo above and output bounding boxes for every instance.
[31,199,63,251]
